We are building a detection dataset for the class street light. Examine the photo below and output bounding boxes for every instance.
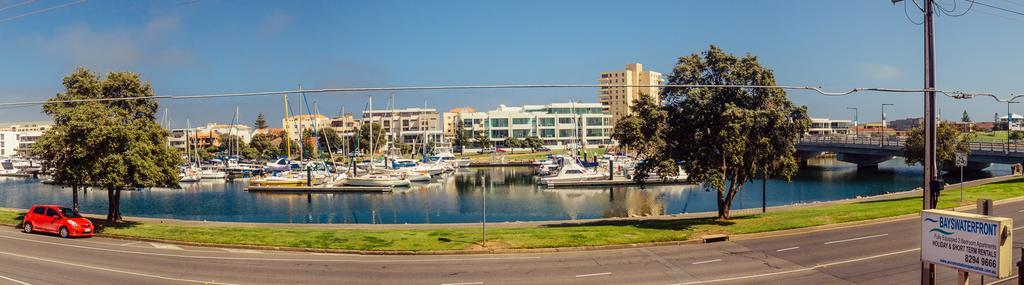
[847,107,859,138]
[1006,101,1019,154]
[882,104,894,147]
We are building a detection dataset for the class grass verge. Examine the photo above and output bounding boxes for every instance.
[3,177,1023,252]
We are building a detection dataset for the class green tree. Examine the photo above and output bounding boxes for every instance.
[504,137,522,154]
[354,123,386,155]
[37,68,181,222]
[902,123,973,168]
[454,119,466,154]
[961,110,971,123]
[249,133,272,159]
[317,128,343,155]
[612,93,674,183]
[1012,131,1024,141]
[254,113,267,130]
[473,134,493,148]
[524,136,544,152]
[660,45,810,220]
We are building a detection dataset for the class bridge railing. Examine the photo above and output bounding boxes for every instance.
[798,135,1024,155]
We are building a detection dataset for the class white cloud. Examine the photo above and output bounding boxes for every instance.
[859,63,904,81]
[37,16,192,72]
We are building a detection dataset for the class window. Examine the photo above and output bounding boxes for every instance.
[491,118,508,127]
[587,129,604,137]
[586,118,603,126]
[559,130,575,137]
[538,118,555,126]
[463,119,473,125]
[45,208,58,217]
[512,118,530,125]
[491,130,508,138]
[512,129,531,137]
[60,208,81,218]
[32,207,44,215]
[540,129,556,138]
[558,118,574,124]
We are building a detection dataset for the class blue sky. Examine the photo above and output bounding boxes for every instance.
[1,0,1023,127]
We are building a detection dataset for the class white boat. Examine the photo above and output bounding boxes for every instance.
[539,158,607,185]
[199,165,227,180]
[343,175,410,187]
[387,169,431,182]
[427,145,471,167]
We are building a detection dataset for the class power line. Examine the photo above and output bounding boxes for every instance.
[0,0,85,24]
[0,84,1006,108]
[970,0,1024,16]
[0,0,36,13]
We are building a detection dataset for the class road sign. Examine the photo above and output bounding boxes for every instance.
[955,152,968,167]
[921,209,1013,278]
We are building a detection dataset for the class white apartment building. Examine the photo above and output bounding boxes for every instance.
[599,63,664,125]
[808,118,853,135]
[0,121,52,157]
[362,108,443,146]
[448,102,613,148]
[999,114,1024,131]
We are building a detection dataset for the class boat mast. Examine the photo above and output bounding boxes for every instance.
[283,93,291,160]
[368,96,374,171]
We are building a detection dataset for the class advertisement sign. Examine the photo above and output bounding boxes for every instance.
[921,209,1013,278]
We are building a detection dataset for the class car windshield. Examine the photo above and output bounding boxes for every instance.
[60,208,82,218]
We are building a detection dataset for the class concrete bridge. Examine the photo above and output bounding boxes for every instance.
[795,135,1024,171]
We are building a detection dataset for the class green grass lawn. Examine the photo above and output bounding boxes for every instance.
[3,177,1023,252]
[974,131,1011,143]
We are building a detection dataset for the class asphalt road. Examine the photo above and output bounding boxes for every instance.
[3,199,1024,285]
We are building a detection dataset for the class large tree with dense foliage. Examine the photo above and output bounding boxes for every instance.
[524,136,544,151]
[353,122,386,155]
[902,123,973,166]
[36,68,181,222]
[612,93,675,183]
[504,137,522,153]
[658,45,810,220]
[249,133,272,159]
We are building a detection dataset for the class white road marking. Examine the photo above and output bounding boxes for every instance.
[0,234,540,263]
[148,243,184,250]
[119,242,141,246]
[575,272,612,278]
[220,248,261,254]
[1017,209,1024,213]
[823,233,888,245]
[1015,225,1024,231]
[669,248,919,284]
[691,259,722,265]
[0,250,237,285]
[775,247,799,252]
[441,282,483,285]
[0,275,32,285]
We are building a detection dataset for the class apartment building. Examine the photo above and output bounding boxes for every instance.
[807,118,854,135]
[0,121,52,157]
[361,108,442,146]
[442,107,476,140]
[599,63,664,125]
[447,102,613,148]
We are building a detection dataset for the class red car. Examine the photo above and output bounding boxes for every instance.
[22,205,94,238]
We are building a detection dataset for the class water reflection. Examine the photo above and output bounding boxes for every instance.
[0,157,1012,224]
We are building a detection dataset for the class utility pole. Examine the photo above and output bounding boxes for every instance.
[921,0,938,284]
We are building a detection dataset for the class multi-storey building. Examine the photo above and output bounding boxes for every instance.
[167,123,253,153]
[329,114,361,136]
[807,118,853,135]
[0,121,52,157]
[361,108,442,146]
[447,102,613,148]
[599,63,664,125]
[442,107,476,141]
[282,114,331,141]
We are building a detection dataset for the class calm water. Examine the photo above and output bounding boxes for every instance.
[0,157,1011,224]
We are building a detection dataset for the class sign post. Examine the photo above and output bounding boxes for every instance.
[955,152,968,203]
[921,209,1013,280]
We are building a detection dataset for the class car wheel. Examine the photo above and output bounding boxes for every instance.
[58,226,69,238]
[22,222,32,233]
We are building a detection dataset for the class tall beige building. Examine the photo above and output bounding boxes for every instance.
[598,63,663,125]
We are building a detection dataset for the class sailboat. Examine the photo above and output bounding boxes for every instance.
[343,96,410,187]
[179,120,201,183]
[252,94,306,186]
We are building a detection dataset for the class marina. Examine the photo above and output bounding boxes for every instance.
[0,157,1012,224]
[244,185,393,193]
